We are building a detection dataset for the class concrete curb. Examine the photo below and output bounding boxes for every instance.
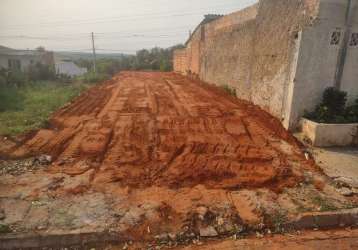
[285,208,358,230]
[0,231,127,249]
[1,209,358,249]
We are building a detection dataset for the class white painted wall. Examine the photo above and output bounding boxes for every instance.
[0,54,43,72]
[285,0,349,129]
[341,0,358,104]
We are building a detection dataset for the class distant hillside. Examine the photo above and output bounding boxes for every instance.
[54,51,128,61]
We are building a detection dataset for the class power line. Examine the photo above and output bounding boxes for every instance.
[0,33,187,41]
[0,25,194,40]
[0,2,241,29]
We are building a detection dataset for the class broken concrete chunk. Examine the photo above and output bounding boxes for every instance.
[0,209,5,220]
[337,187,353,197]
[335,177,358,189]
[36,155,52,165]
[155,233,169,242]
[199,226,218,237]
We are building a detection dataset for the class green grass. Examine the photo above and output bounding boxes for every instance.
[0,81,91,136]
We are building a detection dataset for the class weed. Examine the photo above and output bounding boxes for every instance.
[261,208,288,233]
[311,195,337,212]
[342,203,358,210]
[0,224,12,234]
[295,203,313,213]
[271,210,288,233]
[221,85,237,97]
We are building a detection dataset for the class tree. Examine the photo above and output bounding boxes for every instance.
[36,46,46,52]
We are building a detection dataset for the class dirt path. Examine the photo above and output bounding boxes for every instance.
[3,71,315,191]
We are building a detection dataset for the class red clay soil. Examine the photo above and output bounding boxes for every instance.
[1,72,316,191]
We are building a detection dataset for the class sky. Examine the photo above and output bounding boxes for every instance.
[0,0,257,54]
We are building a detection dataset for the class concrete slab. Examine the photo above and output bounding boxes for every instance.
[313,147,358,187]
[300,118,358,147]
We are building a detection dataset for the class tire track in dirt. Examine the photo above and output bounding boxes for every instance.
[1,72,316,191]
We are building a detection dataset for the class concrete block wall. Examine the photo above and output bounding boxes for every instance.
[173,0,358,130]
[186,29,202,76]
[200,20,256,101]
[250,0,318,121]
[173,49,188,74]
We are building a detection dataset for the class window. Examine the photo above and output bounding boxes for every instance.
[8,59,21,71]
[330,31,341,46]
[349,33,358,47]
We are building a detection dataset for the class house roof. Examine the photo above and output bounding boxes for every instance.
[0,45,13,51]
[0,45,49,56]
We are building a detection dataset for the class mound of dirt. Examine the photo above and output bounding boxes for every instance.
[1,72,316,191]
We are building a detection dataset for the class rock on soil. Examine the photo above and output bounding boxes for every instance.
[0,209,5,220]
[0,155,51,176]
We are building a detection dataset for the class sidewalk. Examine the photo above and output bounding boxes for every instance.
[175,228,358,250]
[313,147,358,188]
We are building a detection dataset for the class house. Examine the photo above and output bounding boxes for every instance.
[173,0,358,130]
[55,59,87,78]
[0,45,54,72]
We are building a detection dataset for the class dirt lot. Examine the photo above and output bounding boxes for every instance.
[0,72,357,248]
[2,71,318,190]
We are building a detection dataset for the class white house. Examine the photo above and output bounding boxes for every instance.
[55,60,87,77]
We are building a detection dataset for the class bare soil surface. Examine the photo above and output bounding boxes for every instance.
[0,72,357,247]
[1,72,316,190]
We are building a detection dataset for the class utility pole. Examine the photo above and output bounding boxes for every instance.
[91,32,97,75]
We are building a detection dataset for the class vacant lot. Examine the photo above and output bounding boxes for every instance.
[3,72,316,190]
[0,72,356,247]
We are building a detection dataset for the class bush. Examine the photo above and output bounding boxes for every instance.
[57,74,73,84]
[82,72,109,83]
[0,85,24,112]
[6,70,27,86]
[305,87,358,123]
[159,59,172,72]
[28,63,56,81]
[0,224,11,234]
[0,75,6,86]
[344,98,358,123]
[322,87,347,115]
